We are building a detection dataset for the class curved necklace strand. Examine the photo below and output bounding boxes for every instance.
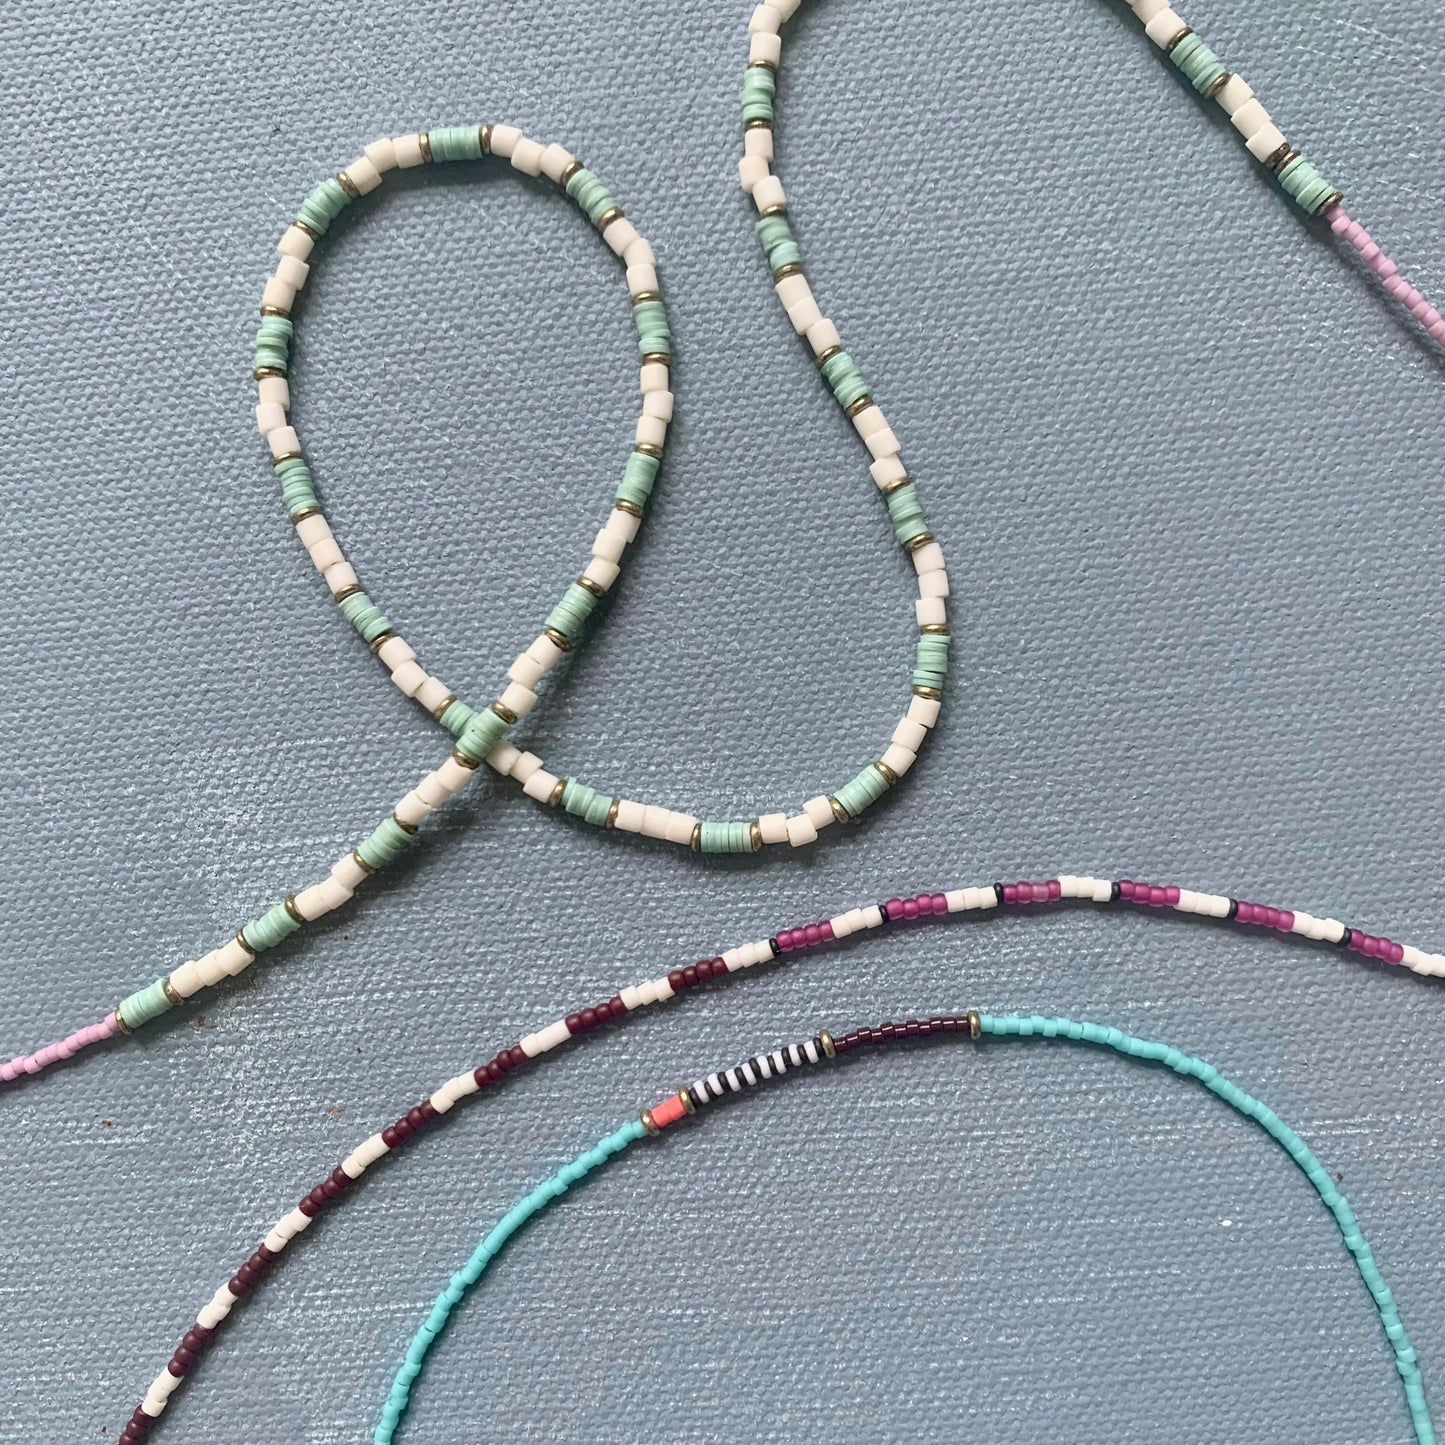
[370,1013,1435,1444]
[5,0,1445,1084]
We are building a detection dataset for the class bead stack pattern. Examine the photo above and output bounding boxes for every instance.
[364,1015,1433,1444]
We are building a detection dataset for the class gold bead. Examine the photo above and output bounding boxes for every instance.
[162,979,184,1008]
[641,351,671,367]
[690,822,702,851]
[392,813,420,836]
[1164,24,1192,51]
[271,448,302,463]
[772,262,803,283]
[544,626,572,652]
[814,344,842,366]
[679,1088,696,1115]
[561,159,583,185]
[747,57,776,71]
[640,1109,660,1136]
[744,118,771,131]
[968,1010,981,1040]
[606,798,621,829]
[576,574,606,598]
[758,201,787,219]
[1203,71,1230,99]
[1319,189,1345,214]
[635,441,664,460]
[332,583,363,603]
[452,747,481,771]
[337,170,361,199]
[490,699,518,724]
[290,505,321,524]
[912,684,942,700]
[260,304,291,319]
[113,1008,132,1036]
[350,850,376,877]
[829,796,849,824]
[919,623,950,636]
[749,820,762,852]
[906,531,935,551]
[596,207,624,233]
[479,124,493,154]
[844,393,874,418]
[292,218,321,240]
[367,631,396,655]
[1265,143,1295,173]
[874,760,898,787]
[431,693,456,720]
[548,777,567,807]
[234,929,258,958]
[630,290,660,305]
[880,474,912,495]
[283,894,305,924]
[417,132,433,164]
[253,365,285,380]
[819,1030,836,1059]
[615,498,644,519]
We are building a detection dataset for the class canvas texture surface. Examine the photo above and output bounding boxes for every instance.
[2,1,1443,1440]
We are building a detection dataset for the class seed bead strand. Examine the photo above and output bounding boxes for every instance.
[366,1013,1432,1444]
[113,865,1445,1439]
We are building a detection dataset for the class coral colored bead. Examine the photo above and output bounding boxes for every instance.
[650,1094,688,1129]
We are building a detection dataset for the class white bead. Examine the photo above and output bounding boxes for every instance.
[641,805,671,840]
[343,156,382,195]
[749,32,781,65]
[416,676,451,713]
[640,361,670,393]
[607,507,642,544]
[1245,123,1287,162]
[583,555,621,591]
[363,137,398,173]
[510,751,544,783]
[752,175,786,213]
[861,903,884,927]
[303,530,340,574]
[389,660,426,697]
[376,635,416,669]
[487,741,521,776]
[739,155,770,193]
[806,318,840,356]
[393,134,425,168]
[643,389,674,420]
[198,1287,238,1330]
[416,771,451,807]
[523,768,559,803]
[803,794,835,829]
[774,272,810,311]
[255,401,287,435]
[636,414,667,449]
[623,236,654,268]
[592,526,626,564]
[521,1019,570,1057]
[510,136,545,176]
[614,799,645,833]
[257,375,289,408]
[758,812,788,845]
[605,217,640,258]
[748,4,781,34]
[540,143,575,183]
[892,718,927,752]
[313,878,354,914]
[864,426,901,461]
[436,757,474,794]
[499,680,536,717]
[525,632,565,669]
[870,455,907,490]
[1215,75,1254,115]
[489,124,520,158]
[216,936,254,978]
[323,560,358,595]
[851,403,887,441]
[266,424,300,458]
[627,263,659,297]
[881,742,916,777]
[1229,98,1271,141]
[1319,918,1347,944]
[918,568,949,599]
[278,225,314,261]
[665,812,697,846]
[744,127,773,160]
[786,296,823,335]
[508,651,546,688]
[167,960,205,998]
[785,813,818,848]
[1143,7,1186,45]
[394,791,432,829]
[1131,0,1170,19]
[907,693,941,728]
[773,0,800,17]
[916,596,946,628]
[331,853,368,890]
[263,272,296,309]
[275,253,309,289]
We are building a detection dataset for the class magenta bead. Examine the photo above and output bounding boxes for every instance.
[1047,879,1061,901]
[902,898,920,920]
[930,892,948,914]
[886,899,905,921]
[1165,886,1180,905]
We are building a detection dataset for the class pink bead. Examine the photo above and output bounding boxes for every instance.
[915,893,935,915]
[1002,883,1017,904]
[804,923,822,946]
[930,893,948,914]
[1278,911,1294,932]
[1165,886,1180,906]
[1031,882,1048,903]
[1359,241,1380,263]
[1388,941,1405,965]
[820,920,835,941]
[885,899,904,921]
[1149,886,1166,906]
[1237,901,1256,924]
[902,898,920,920]
[1119,879,1135,900]
[1047,880,1061,901]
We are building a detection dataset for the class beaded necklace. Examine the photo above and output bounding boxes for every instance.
[7,0,1439,1435]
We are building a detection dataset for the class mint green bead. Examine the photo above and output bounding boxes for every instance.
[834,762,889,819]
[274,458,318,515]
[544,582,600,642]
[740,66,775,124]
[1169,33,1227,95]
[117,977,174,1032]
[561,779,598,819]
[242,902,301,954]
[820,350,869,410]
[455,709,508,764]
[427,125,483,163]
[615,449,660,509]
[337,590,393,644]
[357,817,415,871]
[701,820,751,853]
[885,483,929,546]
[438,698,475,738]
[296,177,352,236]
[632,299,670,352]
[565,167,617,225]
[254,315,294,374]
[1276,154,1338,216]
[755,213,801,273]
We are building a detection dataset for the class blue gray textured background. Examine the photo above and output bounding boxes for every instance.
[1,1,1443,1440]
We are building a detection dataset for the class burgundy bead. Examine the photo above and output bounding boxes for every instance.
[667,968,686,991]
[181,1326,212,1352]
[167,1355,189,1377]
[330,1166,353,1193]
[382,1125,402,1148]
[321,1177,342,1201]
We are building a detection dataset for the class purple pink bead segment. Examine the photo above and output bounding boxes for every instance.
[1328,206,1445,344]
[0,1010,119,1083]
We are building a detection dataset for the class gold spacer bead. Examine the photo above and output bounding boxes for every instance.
[431,693,457,720]
[630,290,660,305]
[332,583,364,603]
[634,441,664,460]
[759,201,787,219]
[283,895,305,924]
[337,170,361,199]
[417,132,433,164]
[271,448,302,463]
[744,117,771,131]
[747,57,776,71]
[772,262,803,283]
[749,820,762,852]
[1203,71,1231,99]
[1265,143,1295,173]
[292,218,321,240]
[162,979,184,1008]
[690,822,702,851]
[290,505,321,524]
[367,631,396,655]
[597,207,624,233]
[452,748,481,771]
[906,531,936,552]
[392,813,419,836]
[350,851,376,877]
[260,304,291,319]
[913,684,942,700]
[253,366,285,380]
[479,124,493,154]
[615,498,644,519]
[641,351,672,367]
[113,1008,132,1035]
[881,474,912,496]
[920,623,951,636]
[678,1088,696,1115]
[814,344,842,366]
[561,159,583,185]
[968,1010,982,1040]
[544,626,572,652]
[234,929,258,958]
[1164,24,1192,52]
[819,1030,836,1059]
[874,760,899,787]
[829,796,849,824]
[548,777,567,807]
[1318,189,1345,214]
[640,1109,660,1136]
[606,797,621,829]
[844,393,874,418]
[576,574,606,598]
[490,700,518,724]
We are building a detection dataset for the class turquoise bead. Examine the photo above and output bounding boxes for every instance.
[885,483,929,546]
[1169,33,1227,95]
[241,902,300,954]
[117,977,174,1032]
[274,458,318,516]
[615,449,660,509]
[755,213,800,273]
[455,709,508,765]
[427,126,483,163]
[1277,154,1338,215]
[437,698,475,739]
[357,817,415,871]
[820,350,868,410]
[337,590,394,644]
[296,177,352,236]
[254,315,294,374]
[565,167,617,226]
[544,582,600,642]
[700,820,752,853]
[740,66,776,125]
[834,763,889,819]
